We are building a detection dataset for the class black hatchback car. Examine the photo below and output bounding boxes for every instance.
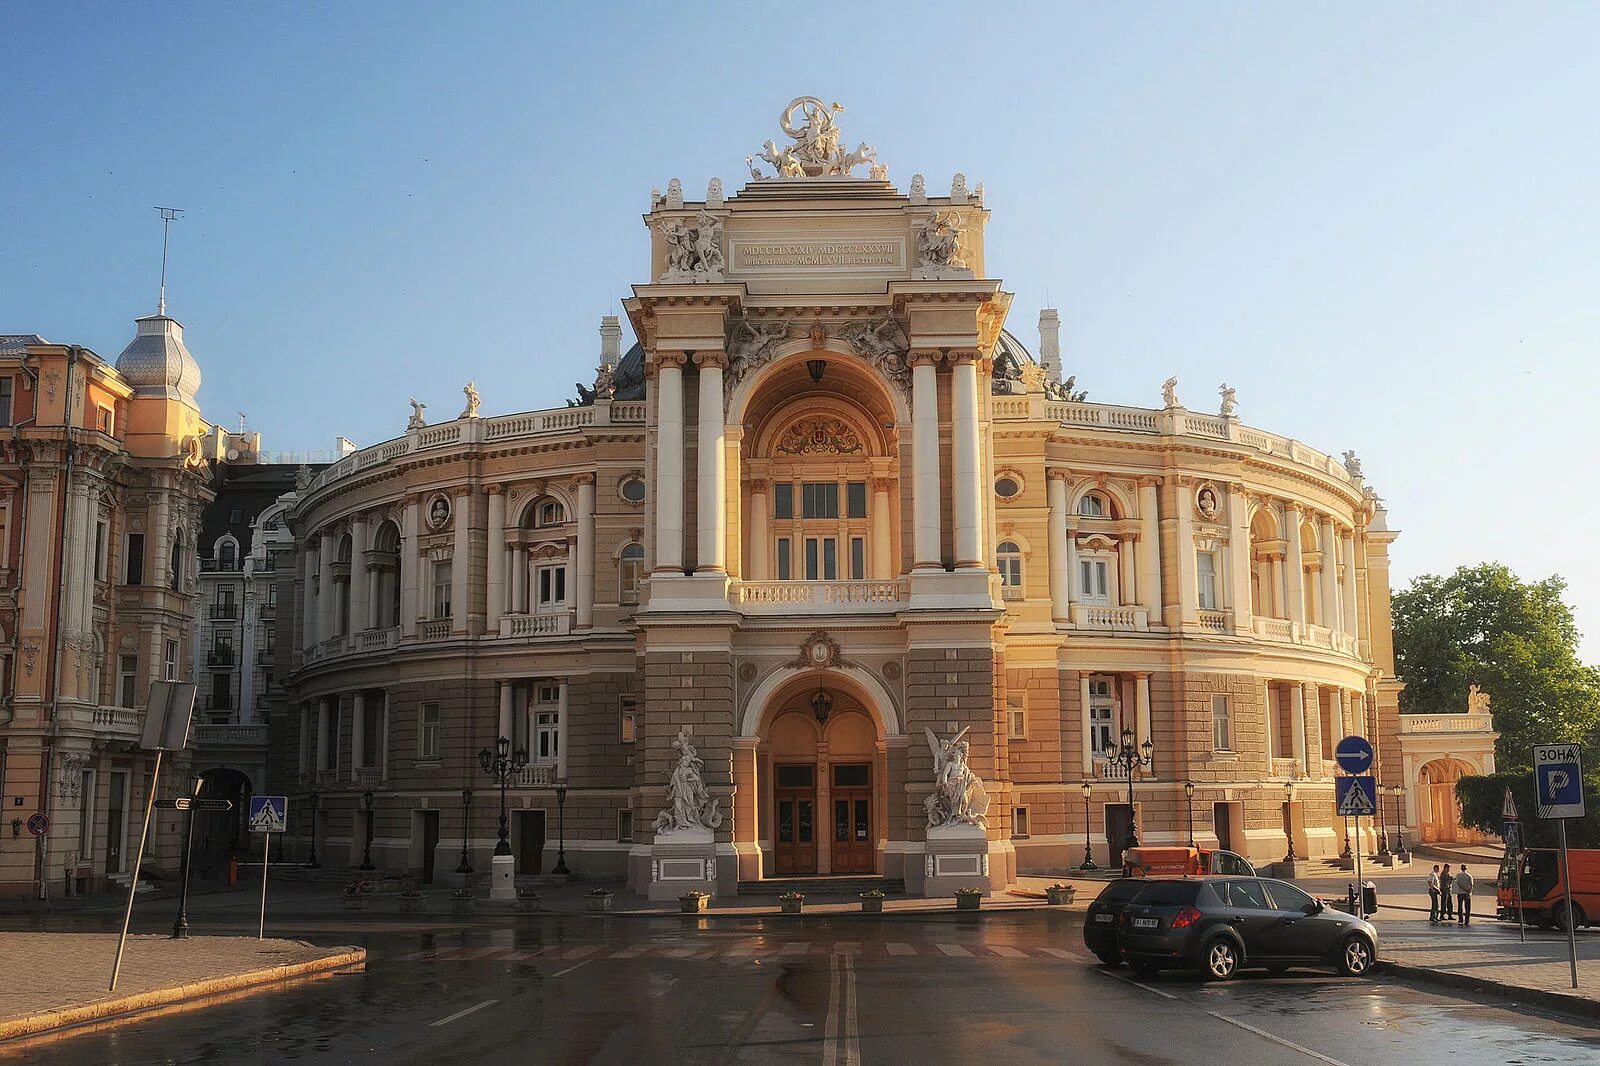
[1117,876,1378,980]
[1082,879,1149,966]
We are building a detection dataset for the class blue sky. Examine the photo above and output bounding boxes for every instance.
[6,3,1598,659]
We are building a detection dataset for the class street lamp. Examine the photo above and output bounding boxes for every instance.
[1376,783,1391,856]
[552,781,570,876]
[1078,781,1097,871]
[1390,785,1409,859]
[1183,780,1196,848]
[1104,726,1154,849]
[359,790,375,871]
[478,736,529,857]
[455,789,474,874]
[172,776,205,939]
[1283,781,1298,863]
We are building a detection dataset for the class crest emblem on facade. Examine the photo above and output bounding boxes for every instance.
[791,631,848,670]
[776,417,863,456]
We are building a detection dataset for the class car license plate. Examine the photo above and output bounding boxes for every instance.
[1094,913,1113,923]
[1132,917,1159,930]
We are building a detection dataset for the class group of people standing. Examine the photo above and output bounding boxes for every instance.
[1427,863,1475,925]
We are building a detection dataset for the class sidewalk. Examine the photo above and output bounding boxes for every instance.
[0,933,365,1041]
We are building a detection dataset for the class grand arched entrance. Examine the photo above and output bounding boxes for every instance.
[1418,757,1480,844]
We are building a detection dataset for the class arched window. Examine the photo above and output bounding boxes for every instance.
[1078,493,1106,518]
[996,541,1022,590]
[218,538,237,572]
[535,498,565,527]
[619,543,645,606]
[170,531,184,591]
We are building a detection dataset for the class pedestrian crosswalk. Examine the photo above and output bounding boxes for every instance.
[387,941,1087,964]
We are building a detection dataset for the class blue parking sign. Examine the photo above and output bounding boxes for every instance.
[1534,745,1584,820]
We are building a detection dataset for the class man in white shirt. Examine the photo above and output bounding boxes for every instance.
[1426,865,1441,923]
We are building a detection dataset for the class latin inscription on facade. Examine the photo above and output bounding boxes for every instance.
[731,238,905,272]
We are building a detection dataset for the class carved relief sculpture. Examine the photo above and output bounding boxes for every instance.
[912,212,971,279]
[726,316,792,384]
[776,417,864,456]
[923,727,990,829]
[658,213,725,283]
[837,318,911,396]
[653,726,724,834]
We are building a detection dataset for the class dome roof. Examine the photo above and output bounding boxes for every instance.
[116,314,201,400]
[613,341,646,401]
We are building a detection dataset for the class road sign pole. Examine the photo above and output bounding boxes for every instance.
[110,749,163,992]
[1515,847,1526,943]
[259,830,271,941]
[1558,818,1578,988]
[1353,813,1363,919]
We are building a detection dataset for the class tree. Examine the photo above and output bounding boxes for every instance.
[1393,563,1600,771]
[1457,772,1598,849]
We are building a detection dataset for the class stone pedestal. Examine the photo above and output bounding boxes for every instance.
[647,827,718,902]
[489,853,516,901]
[921,824,993,897]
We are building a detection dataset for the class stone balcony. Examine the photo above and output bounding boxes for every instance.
[733,579,910,615]
[499,613,572,638]
[90,705,143,744]
[511,764,556,788]
[1251,616,1360,657]
[1072,604,1150,631]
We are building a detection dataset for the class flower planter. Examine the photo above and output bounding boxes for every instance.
[955,892,983,912]
[679,893,709,914]
[779,896,805,915]
[399,894,426,914]
[1045,885,1075,906]
[450,896,474,917]
[585,892,615,913]
[517,892,543,913]
[859,895,884,914]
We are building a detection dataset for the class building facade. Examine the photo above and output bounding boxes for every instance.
[276,102,1410,894]
[0,319,216,899]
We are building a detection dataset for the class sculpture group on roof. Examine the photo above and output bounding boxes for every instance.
[746,97,887,180]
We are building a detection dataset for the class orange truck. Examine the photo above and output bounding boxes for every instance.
[1122,846,1256,878]
[1497,848,1600,931]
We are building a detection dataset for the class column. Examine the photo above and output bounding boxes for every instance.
[1175,479,1198,623]
[1268,555,1286,617]
[1117,538,1137,606]
[1335,688,1350,738]
[1137,479,1161,622]
[1135,674,1152,747]
[1228,486,1253,630]
[1340,531,1359,636]
[950,352,984,568]
[300,541,319,651]
[316,697,331,773]
[348,513,370,634]
[694,353,727,572]
[317,529,336,644]
[451,488,471,632]
[1263,683,1276,763]
[486,486,506,631]
[1080,674,1094,777]
[400,496,420,638]
[1289,684,1307,774]
[1300,682,1320,776]
[654,354,686,573]
[512,548,528,614]
[1319,517,1339,631]
[732,738,760,879]
[871,478,892,579]
[352,690,366,773]
[574,475,596,628]
[910,352,942,569]
[151,491,171,590]
[556,683,569,781]
[749,480,769,580]
[497,681,514,742]
[1283,503,1306,628]
[1046,471,1071,623]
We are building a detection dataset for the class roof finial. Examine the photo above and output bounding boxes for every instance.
[154,206,183,315]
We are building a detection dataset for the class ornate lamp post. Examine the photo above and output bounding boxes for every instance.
[1377,783,1392,856]
[1078,781,1097,871]
[1183,780,1196,848]
[478,736,529,857]
[1282,781,1298,863]
[1390,785,1409,860]
[1105,727,1154,849]
[359,790,375,871]
[552,781,570,876]
[306,791,320,869]
[455,789,474,874]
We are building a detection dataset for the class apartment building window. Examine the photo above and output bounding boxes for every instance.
[432,561,452,618]
[534,684,561,763]
[163,640,178,681]
[1007,694,1027,739]
[620,696,637,743]
[1197,551,1219,610]
[1079,557,1110,604]
[0,378,12,427]
[537,565,567,608]
[94,522,106,581]
[169,531,184,591]
[1078,493,1106,518]
[419,703,441,760]
[211,672,232,714]
[97,406,113,435]
[1088,678,1115,755]
[619,543,644,605]
[125,534,145,586]
[1012,805,1031,839]
[1212,694,1233,752]
[617,809,634,843]
[118,655,138,708]
[997,542,1023,589]
[267,583,278,607]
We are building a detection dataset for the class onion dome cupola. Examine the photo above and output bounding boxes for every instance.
[115,313,202,402]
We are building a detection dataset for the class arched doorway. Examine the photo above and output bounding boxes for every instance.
[195,767,253,866]
[1418,758,1478,844]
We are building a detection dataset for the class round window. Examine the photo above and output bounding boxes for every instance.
[619,476,647,504]
[995,476,1021,499]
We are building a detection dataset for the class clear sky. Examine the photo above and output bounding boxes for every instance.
[6,3,1598,659]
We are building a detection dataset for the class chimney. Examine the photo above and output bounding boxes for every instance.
[1038,308,1061,379]
[599,315,623,363]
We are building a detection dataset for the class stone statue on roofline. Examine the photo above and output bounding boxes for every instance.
[407,398,427,430]
[746,96,882,179]
[460,381,481,419]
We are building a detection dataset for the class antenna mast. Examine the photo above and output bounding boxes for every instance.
[154,206,183,315]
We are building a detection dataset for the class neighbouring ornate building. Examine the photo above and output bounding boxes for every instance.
[0,318,217,900]
[275,99,1412,895]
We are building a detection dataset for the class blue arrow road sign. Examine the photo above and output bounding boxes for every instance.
[1335,735,1375,776]
[1335,775,1378,817]
[1534,744,1585,819]
[249,795,288,833]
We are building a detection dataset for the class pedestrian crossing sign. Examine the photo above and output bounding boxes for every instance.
[249,795,288,833]
[1335,775,1377,817]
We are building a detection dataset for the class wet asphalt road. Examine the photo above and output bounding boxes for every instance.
[4,905,1598,1066]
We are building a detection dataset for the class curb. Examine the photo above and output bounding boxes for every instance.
[1384,960,1600,1021]
[0,947,366,1042]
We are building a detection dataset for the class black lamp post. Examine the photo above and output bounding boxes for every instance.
[1283,781,1298,863]
[478,736,529,857]
[1105,726,1154,849]
[1342,812,1353,859]
[1184,780,1196,848]
[306,791,320,868]
[455,789,474,874]
[1078,781,1097,870]
[1377,783,1391,856]
[1391,786,1409,859]
[171,776,205,939]
[552,781,570,876]
[359,790,375,871]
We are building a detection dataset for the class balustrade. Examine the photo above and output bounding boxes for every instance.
[511,764,555,788]
[500,613,573,638]
[1398,713,1496,735]
[1072,604,1149,631]
[418,619,452,641]
[733,579,909,615]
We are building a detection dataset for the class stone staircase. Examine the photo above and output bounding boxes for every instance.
[738,876,905,897]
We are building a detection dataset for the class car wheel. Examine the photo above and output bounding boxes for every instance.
[1095,952,1123,967]
[1203,939,1240,981]
[1554,902,1586,933]
[1338,934,1375,977]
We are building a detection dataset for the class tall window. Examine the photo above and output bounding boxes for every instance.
[773,483,794,519]
[118,655,138,707]
[1007,694,1027,739]
[534,684,561,763]
[1079,558,1110,604]
[125,533,145,586]
[620,696,637,743]
[0,378,12,427]
[1078,493,1106,518]
[169,531,183,591]
[1212,694,1232,751]
[997,541,1023,589]
[802,482,839,518]
[776,538,792,580]
[803,538,836,580]
[163,640,178,681]
[1088,678,1115,754]
[94,522,106,581]
[419,703,441,759]
[1197,551,1219,610]
[1012,805,1031,838]
[432,560,452,618]
[617,809,634,843]
[619,543,644,605]
[849,537,865,581]
[536,499,565,526]
[218,540,237,571]
[537,565,567,608]
[846,482,867,519]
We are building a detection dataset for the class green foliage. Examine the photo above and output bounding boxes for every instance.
[1393,563,1600,770]
[1456,772,1599,849]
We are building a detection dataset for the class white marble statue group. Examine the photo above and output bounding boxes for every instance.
[746,96,887,180]
[654,726,724,834]
[659,210,725,283]
[924,727,990,830]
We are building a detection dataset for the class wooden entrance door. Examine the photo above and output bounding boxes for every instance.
[1213,802,1233,852]
[1106,804,1134,867]
[106,772,126,874]
[517,810,546,875]
[1428,783,1460,843]
[830,763,873,874]
[774,764,817,875]
[421,810,440,884]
